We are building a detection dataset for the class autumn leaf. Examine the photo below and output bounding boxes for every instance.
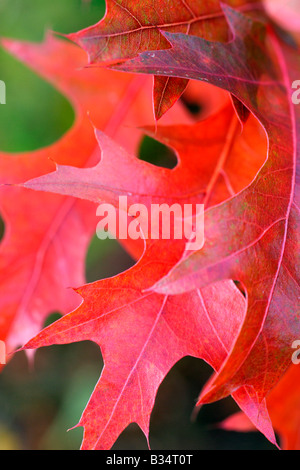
[68,0,263,119]
[116,5,300,410]
[0,33,176,355]
[19,100,281,448]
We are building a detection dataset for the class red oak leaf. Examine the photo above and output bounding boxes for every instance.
[0,33,185,356]
[116,6,300,415]
[22,245,272,449]
[19,101,281,448]
[264,0,300,32]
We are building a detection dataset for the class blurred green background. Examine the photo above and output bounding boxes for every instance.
[0,0,277,450]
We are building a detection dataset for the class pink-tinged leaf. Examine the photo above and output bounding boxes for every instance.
[0,33,189,355]
[21,102,267,210]
[19,100,281,448]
